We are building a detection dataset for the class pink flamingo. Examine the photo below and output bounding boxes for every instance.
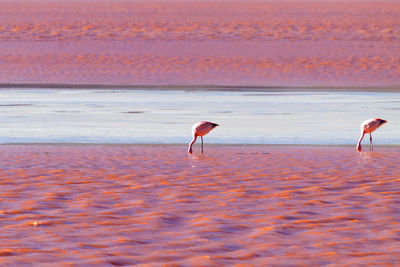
[356,118,387,151]
[188,121,219,154]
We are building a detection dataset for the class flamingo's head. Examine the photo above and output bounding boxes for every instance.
[356,143,362,151]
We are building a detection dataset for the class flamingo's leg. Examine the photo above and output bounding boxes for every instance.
[201,136,204,154]
[370,133,373,151]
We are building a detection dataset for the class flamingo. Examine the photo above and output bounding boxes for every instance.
[356,118,387,151]
[188,121,219,154]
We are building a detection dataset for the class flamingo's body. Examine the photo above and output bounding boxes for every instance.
[356,118,387,151]
[188,121,219,154]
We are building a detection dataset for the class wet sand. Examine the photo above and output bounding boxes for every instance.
[1,145,399,265]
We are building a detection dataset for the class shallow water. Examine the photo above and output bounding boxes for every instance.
[0,145,399,265]
[0,89,399,145]
[1,1,400,86]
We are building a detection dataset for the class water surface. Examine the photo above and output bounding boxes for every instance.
[0,89,399,145]
[1,1,400,86]
[0,145,399,265]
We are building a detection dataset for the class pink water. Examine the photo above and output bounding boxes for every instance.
[1,1,400,86]
[0,145,399,265]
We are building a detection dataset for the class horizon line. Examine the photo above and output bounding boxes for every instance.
[1,83,400,92]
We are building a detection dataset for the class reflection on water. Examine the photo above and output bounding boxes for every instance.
[0,145,399,265]
[0,89,399,145]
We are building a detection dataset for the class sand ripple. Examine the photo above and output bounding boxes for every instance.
[0,145,399,265]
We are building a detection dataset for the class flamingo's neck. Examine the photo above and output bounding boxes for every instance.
[356,132,365,151]
[188,135,197,153]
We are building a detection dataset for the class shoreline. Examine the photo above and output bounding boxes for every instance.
[1,83,400,92]
[1,143,399,148]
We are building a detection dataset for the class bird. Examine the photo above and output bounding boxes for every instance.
[356,118,387,151]
[188,121,219,154]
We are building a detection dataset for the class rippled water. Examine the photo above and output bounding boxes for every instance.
[0,145,399,265]
[0,89,399,145]
[2,1,400,86]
